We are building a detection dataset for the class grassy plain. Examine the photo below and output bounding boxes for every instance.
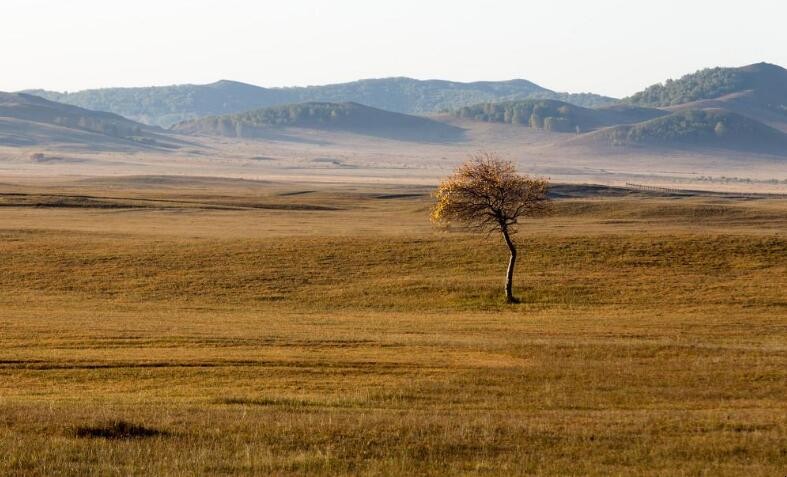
[0,176,785,475]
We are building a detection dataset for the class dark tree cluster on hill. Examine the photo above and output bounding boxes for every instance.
[201,103,367,137]
[626,67,748,106]
[187,102,424,131]
[174,101,464,142]
[230,102,362,127]
[454,100,590,132]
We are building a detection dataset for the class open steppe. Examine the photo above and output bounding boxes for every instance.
[0,176,785,475]
[2,118,786,195]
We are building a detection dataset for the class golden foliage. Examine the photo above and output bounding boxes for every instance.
[432,152,550,233]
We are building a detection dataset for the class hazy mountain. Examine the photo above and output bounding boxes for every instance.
[25,78,617,128]
[454,99,666,132]
[569,109,787,154]
[627,62,787,132]
[0,92,182,149]
[172,101,464,142]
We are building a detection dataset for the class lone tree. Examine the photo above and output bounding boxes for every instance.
[431,153,550,303]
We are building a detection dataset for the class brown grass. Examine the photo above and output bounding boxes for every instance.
[0,178,785,475]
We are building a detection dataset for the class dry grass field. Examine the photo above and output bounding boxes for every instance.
[0,176,785,475]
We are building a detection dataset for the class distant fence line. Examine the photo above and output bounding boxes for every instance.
[624,182,787,198]
[625,183,685,194]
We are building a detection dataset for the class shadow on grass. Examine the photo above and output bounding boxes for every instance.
[214,397,316,408]
[70,420,167,439]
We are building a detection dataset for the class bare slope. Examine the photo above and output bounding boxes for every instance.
[0,92,183,150]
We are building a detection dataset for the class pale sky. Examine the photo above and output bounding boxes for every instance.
[3,0,785,98]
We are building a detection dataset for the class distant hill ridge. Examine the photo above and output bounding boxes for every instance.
[172,101,465,142]
[25,77,617,128]
[9,62,785,156]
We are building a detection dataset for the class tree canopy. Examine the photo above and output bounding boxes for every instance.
[454,100,591,132]
[432,155,550,232]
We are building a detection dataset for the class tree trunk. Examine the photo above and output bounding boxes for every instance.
[501,227,518,303]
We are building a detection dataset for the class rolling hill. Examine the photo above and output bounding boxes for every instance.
[453,99,667,132]
[0,92,183,150]
[568,109,787,154]
[454,63,787,155]
[172,102,465,142]
[25,77,617,128]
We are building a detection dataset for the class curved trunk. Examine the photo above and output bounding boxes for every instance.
[501,227,518,303]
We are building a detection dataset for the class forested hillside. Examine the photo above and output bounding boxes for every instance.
[627,63,787,107]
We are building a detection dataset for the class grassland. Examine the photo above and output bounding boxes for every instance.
[0,177,785,475]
